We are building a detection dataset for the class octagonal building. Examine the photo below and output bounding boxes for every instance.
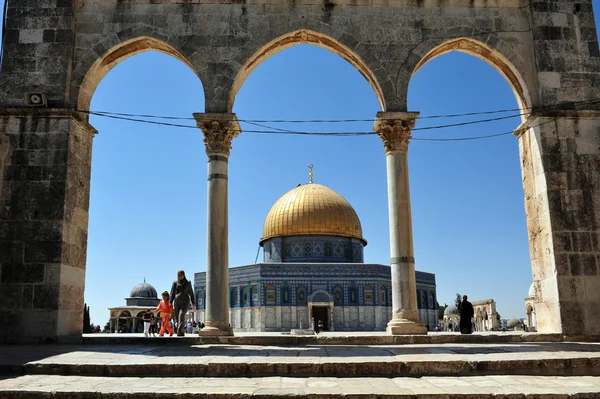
[194,180,437,331]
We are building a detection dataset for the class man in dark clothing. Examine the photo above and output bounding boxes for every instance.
[459,295,474,334]
[170,270,196,337]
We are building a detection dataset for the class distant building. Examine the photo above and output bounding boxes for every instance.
[525,283,537,331]
[442,298,499,331]
[108,281,159,333]
[195,179,438,331]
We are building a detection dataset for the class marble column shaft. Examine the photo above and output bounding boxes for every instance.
[194,113,240,336]
[374,112,427,335]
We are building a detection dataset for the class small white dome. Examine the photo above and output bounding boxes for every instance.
[508,318,522,328]
[528,283,535,297]
[444,304,459,315]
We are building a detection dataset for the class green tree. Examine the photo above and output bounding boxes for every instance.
[83,303,92,333]
[454,293,462,309]
[438,303,447,320]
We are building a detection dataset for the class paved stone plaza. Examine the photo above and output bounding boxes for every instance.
[1,339,600,397]
[2,375,600,398]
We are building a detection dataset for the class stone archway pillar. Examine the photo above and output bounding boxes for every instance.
[194,113,240,336]
[374,112,427,335]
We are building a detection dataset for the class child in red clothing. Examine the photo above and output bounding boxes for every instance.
[153,291,174,336]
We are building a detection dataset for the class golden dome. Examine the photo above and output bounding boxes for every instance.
[260,183,366,244]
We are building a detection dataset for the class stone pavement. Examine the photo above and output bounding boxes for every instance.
[2,341,600,377]
[1,374,600,398]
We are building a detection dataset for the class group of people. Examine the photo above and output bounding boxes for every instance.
[142,270,196,337]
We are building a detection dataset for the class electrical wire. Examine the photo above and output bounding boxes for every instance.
[85,107,565,142]
[83,97,600,124]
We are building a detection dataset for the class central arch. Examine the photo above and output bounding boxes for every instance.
[228,30,386,112]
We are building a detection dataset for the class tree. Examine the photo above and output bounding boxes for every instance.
[455,293,462,310]
[437,303,447,320]
[83,303,92,333]
[104,321,111,332]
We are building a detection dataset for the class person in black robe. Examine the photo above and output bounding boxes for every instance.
[459,295,474,334]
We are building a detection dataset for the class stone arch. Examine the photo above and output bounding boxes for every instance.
[228,29,386,112]
[76,36,203,113]
[402,36,533,114]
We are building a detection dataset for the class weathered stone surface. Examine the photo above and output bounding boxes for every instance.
[2,374,600,398]
[1,0,600,342]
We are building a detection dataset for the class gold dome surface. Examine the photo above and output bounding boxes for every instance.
[260,183,365,244]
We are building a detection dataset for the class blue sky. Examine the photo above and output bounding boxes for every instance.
[2,1,599,327]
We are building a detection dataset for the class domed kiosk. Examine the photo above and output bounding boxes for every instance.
[194,176,437,332]
[108,280,160,333]
[524,282,537,331]
[442,304,459,331]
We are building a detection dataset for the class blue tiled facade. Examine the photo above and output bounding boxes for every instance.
[193,263,437,329]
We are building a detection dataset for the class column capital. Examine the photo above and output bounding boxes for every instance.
[373,112,419,153]
[193,113,241,156]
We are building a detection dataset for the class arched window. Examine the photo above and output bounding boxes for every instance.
[251,285,258,306]
[379,286,387,306]
[242,287,249,306]
[197,290,204,308]
[265,284,276,305]
[297,285,307,305]
[349,286,357,304]
[333,285,344,306]
[364,285,374,304]
[419,290,425,309]
[282,286,291,304]
[230,287,238,307]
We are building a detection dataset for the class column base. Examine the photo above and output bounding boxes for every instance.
[199,322,234,336]
[386,319,428,335]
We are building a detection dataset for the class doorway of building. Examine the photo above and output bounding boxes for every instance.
[313,306,329,331]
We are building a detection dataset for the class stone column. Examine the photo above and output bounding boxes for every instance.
[194,113,240,336]
[374,112,427,335]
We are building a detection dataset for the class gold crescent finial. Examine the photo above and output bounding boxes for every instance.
[308,164,314,183]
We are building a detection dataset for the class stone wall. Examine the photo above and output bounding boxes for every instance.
[2,0,600,341]
[0,109,95,343]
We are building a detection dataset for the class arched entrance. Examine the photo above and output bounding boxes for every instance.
[308,291,334,332]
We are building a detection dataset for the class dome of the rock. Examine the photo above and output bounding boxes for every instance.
[260,183,366,245]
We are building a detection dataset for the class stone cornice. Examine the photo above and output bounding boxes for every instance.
[373,112,419,154]
[0,107,98,137]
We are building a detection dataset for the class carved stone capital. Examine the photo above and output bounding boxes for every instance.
[193,113,241,156]
[373,112,419,153]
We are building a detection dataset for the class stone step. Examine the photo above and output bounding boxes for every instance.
[8,357,600,378]
[2,342,600,378]
[81,333,596,346]
[1,374,600,398]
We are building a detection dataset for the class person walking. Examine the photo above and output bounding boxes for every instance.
[170,270,196,337]
[142,309,153,337]
[153,291,174,337]
[459,295,474,334]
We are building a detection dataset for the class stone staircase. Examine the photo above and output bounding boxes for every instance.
[1,335,600,398]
